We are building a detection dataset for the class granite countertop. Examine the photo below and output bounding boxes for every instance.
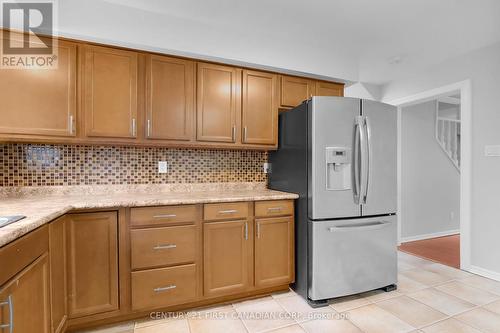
[0,183,298,248]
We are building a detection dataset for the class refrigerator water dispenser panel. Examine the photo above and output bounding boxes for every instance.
[325,147,351,191]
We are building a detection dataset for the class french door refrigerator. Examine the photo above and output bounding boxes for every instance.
[269,96,397,307]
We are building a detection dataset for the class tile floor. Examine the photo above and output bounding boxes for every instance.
[79,252,500,333]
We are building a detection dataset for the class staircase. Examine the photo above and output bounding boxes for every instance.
[435,102,461,172]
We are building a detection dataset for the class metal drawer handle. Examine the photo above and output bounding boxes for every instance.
[328,221,391,232]
[267,207,283,212]
[153,285,176,293]
[0,295,13,333]
[218,209,237,214]
[153,244,177,250]
[153,214,177,219]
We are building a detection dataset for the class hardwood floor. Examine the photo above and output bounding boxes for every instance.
[398,235,460,268]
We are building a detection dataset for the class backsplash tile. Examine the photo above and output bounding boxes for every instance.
[0,144,268,187]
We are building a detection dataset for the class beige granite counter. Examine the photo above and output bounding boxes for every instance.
[0,183,298,248]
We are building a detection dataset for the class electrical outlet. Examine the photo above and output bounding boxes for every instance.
[263,162,271,174]
[158,161,168,174]
[450,211,455,220]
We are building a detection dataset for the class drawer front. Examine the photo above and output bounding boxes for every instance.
[255,200,294,218]
[204,202,249,221]
[131,264,197,311]
[130,205,197,227]
[131,225,196,270]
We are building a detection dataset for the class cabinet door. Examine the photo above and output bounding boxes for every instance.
[83,45,138,139]
[0,35,77,137]
[242,70,278,145]
[255,217,294,288]
[197,63,241,143]
[49,217,67,333]
[146,55,195,141]
[0,254,50,333]
[279,75,315,109]
[203,220,252,297]
[66,212,119,318]
[315,81,344,97]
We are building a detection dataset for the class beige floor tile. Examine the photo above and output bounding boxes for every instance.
[377,296,447,328]
[188,309,247,333]
[398,260,418,272]
[421,318,481,333]
[276,295,335,322]
[268,324,307,333]
[436,281,500,305]
[407,288,475,316]
[455,308,500,333]
[346,304,415,333]
[400,269,452,286]
[135,313,187,329]
[187,304,234,315]
[232,295,274,308]
[329,294,371,312]
[397,274,429,293]
[233,298,295,333]
[301,317,362,333]
[272,289,298,300]
[134,319,190,333]
[398,252,434,268]
[361,289,402,302]
[424,263,473,280]
[483,299,500,315]
[77,322,134,333]
[460,275,500,296]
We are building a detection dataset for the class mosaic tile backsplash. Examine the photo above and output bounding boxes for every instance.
[0,144,268,187]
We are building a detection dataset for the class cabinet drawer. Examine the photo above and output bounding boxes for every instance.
[131,225,196,270]
[204,202,249,221]
[255,200,294,218]
[130,205,197,227]
[131,264,197,311]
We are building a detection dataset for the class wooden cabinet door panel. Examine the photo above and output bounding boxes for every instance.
[242,70,277,145]
[197,63,241,143]
[83,45,138,139]
[279,76,314,109]
[203,220,252,297]
[255,217,294,288]
[66,212,119,318]
[315,81,344,97]
[49,217,67,333]
[146,55,195,141]
[0,254,51,333]
[0,34,77,137]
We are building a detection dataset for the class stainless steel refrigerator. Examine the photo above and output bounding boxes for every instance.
[269,96,397,307]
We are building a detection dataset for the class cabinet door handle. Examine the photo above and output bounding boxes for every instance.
[0,295,13,333]
[256,222,261,239]
[218,209,237,215]
[153,285,176,293]
[267,207,283,212]
[244,221,248,240]
[69,115,74,135]
[153,244,177,250]
[153,214,177,219]
[232,126,236,142]
[243,126,248,142]
[131,118,137,137]
[147,119,151,137]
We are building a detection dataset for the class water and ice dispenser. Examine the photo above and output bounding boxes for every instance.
[325,147,351,190]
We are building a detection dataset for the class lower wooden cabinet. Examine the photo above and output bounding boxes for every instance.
[255,217,294,287]
[203,219,253,297]
[49,217,68,333]
[0,254,51,333]
[66,212,119,318]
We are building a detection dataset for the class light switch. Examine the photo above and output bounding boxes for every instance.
[158,161,168,173]
[263,163,271,174]
[485,145,500,157]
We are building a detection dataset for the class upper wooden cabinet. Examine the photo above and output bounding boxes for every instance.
[145,55,195,142]
[0,37,77,138]
[242,70,278,146]
[279,75,315,109]
[83,45,138,139]
[315,81,344,97]
[66,212,119,318]
[196,62,241,143]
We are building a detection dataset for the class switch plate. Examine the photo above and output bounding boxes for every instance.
[485,145,500,157]
[263,162,271,174]
[158,161,168,174]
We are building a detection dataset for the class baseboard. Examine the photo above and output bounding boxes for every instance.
[466,264,500,282]
[400,229,460,243]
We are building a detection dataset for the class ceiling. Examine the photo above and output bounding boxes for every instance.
[55,0,500,85]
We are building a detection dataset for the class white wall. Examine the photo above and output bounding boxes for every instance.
[382,41,500,276]
[401,101,460,241]
[344,82,383,101]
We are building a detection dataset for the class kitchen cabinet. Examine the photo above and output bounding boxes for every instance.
[279,75,316,109]
[196,62,241,143]
[0,37,77,138]
[83,45,138,139]
[255,217,294,288]
[66,212,119,318]
[315,81,344,97]
[145,55,195,142]
[0,254,51,333]
[49,217,67,333]
[242,70,278,146]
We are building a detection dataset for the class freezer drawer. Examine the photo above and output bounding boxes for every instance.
[308,215,397,301]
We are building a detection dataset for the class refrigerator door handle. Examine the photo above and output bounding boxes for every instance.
[353,117,363,204]
[328,221,391,232]
[362,116,372,204]
[357,116,368,205]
